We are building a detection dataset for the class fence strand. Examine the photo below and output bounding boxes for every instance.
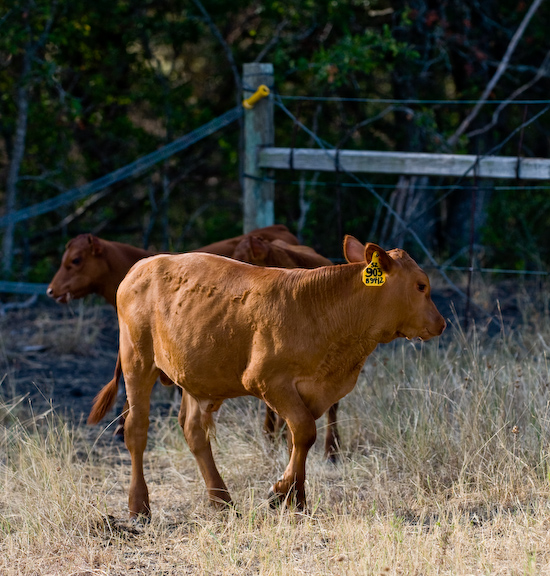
[0,106,243,229]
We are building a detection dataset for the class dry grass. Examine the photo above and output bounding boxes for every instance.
[27,301,104,356]
[3,302,550,574]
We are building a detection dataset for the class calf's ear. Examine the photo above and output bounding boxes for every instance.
[343,235,366,263]
[365,243,393,272]
[88,234,103,255]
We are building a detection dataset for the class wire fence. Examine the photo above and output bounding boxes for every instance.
[261,92,550,319]
[0,106,242,296]
[2,88,550,299]
[0,106,242,229]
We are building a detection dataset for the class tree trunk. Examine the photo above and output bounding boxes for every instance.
[2,52,30,276]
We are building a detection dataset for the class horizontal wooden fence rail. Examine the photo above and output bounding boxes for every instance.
[258,148,550,180]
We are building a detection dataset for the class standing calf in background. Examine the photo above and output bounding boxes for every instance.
[88,235,446,519]
[47,224,300,307]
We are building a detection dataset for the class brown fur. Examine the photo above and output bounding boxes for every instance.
[47,234,154,306]
[89,236,446,518]
[231,235,339,457]
[90,355,124,424]
[196,224,299,257]
[233,236,332,268]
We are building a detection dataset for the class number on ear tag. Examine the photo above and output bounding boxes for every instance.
[362,251,386,286]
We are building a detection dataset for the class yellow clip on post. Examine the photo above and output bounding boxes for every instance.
[362,251,386,287]
[242,84,270,109]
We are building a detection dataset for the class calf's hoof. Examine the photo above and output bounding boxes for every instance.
[213,499,241,517]
[267,486,306,510]
[208,491,234,510]
[267,486,285,509]
[324,451,339,464]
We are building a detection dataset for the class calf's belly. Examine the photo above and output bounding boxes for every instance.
[153,345,250,403]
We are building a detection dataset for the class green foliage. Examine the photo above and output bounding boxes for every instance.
[1,0,550,279]
[311,26,418,88]
[483,189,550,271]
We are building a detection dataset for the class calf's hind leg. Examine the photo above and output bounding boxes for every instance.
[263,405,278,437]
[323,402,340,462]
[124,366,158,519]
[179,391,232,507]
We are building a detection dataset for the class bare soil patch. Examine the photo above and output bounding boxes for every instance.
[1,299,121,424]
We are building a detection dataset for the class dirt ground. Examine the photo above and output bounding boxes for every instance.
[0,299,121,423]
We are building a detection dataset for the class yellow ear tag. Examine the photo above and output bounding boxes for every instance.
[362,251,386,287]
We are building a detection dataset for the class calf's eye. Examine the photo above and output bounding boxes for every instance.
[72,257,82,266]
[417,283,426,292]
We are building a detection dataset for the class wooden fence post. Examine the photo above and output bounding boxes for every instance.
[243,63,274,233]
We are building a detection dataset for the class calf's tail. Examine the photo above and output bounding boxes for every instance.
[88,354,123,425]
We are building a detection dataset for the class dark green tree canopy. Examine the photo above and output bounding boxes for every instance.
[1,0,550,281]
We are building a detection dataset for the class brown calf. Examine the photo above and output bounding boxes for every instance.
[88,236,446,518]
[233,236,331,269]
[197,225,299,257]
[47,225,299,306]
[47,234,154,306]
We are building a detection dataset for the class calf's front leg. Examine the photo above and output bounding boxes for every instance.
[266,395,317,509]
